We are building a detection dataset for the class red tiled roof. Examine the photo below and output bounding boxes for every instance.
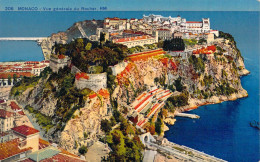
[12,125,39,137]
[9,101,21,111]
[0,72,34,79]
[106,17,127,21]
[39,138,50,150]
[0,138,32,160]
[89,93,97,99]
[98,89,110,98]
[25,61,39,65]
[59,148,81,158]
[0,109,13,119]
[58,54,65,59]
[18,111,25,115]
[12,68,32,71]
[41,153,85,162]
[75,72,89,80]
[41,60,50,63]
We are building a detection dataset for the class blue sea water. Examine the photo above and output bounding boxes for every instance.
[0,11,259,161]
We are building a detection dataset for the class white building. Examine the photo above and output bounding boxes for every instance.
[143,14,212,34]
[112,35,158,48]
[0,109,14,132]
[49,55,70,73]
[157,29,173,40]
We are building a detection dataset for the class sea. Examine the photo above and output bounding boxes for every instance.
[0,11,259,161]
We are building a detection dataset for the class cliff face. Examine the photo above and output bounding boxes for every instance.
[60,95,110,154]
[112,59,170,104]
[113,42,248,113]
[11,68,111,154]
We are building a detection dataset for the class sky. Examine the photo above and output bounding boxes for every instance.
[0,0,259,11]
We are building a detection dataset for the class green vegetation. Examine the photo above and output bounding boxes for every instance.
[144,44,157,49]
[88,65,103,74]
[103,128,143,162]
[53,38,128,73]
[101,119,112,133]
[102,103,144,161]
[163,38,185,51]
[155,117,162,135]
[203,74,214,87]
[25,105,54,131]
[166,91,189,107]
[183,39,197,47]
[78,145,88,155]
[214,81,238,96]
[222,69,228,78]
[84,132,88,139]
[13,74,17,85]
[188,55,205,73]
[198,38,207,45]
[219,31,243,60]
[128,46,144,54]
[8,75,11,85]
[106,67,117,93]
[154,75,166,87]
[11,76,40,97]
[174,77,186,92]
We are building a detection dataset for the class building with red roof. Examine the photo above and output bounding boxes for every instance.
[0,109,14,132]
[0,138,32,161]
[12,125,40,152]
[49,54,70,73]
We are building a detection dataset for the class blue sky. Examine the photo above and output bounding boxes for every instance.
[0,0,259,11]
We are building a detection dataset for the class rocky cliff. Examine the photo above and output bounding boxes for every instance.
[11,67,111,154]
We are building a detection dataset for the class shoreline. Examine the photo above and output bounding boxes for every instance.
[163,69,250,131]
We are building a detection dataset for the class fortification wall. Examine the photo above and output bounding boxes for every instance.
[75,72,107,92]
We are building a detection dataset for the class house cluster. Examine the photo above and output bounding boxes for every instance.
[0,61,49,87]
[91,14,219,48]
[0,100,84,162]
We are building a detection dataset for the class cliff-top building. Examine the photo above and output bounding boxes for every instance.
[49,54,70,73]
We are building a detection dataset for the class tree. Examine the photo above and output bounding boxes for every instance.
[100,32,106,46]
[110,116,116,126]
[85,42,92,51]
[8,75,12,85]
[154,77,159,84]
[76,38,84,50]
[78,145,88,155]
[120,119,128,135]
[155,118,162,135]
[13,74,17,85]
[101,119,112,133]
[174,77,184,92]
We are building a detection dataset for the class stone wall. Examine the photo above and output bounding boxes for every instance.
[75,72,107,92]
[110,61,128,76]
